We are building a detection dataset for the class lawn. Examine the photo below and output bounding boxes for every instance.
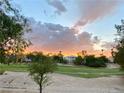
[0,64,28,72]
[56,65,124,78]
[0,64,124,78]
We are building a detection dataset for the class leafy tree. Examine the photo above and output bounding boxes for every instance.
[74,56,84,65]
[52,55,67,64]
[52,55,68,64]
[29,52,56,93]
[0,0,30,64]
[26,52,43,62]
[97,56,109,63]
[85,55,96,66]
[84,55,106,67]
[114,20,124,69]
[52,55,60,63]
[52,51,67,64]
[114,47,124,69]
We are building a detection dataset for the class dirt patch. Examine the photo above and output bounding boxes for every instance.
[0,72,124,93]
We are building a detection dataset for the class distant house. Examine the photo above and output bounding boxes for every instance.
[64,56,76,64]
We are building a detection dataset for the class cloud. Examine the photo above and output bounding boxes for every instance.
[46,0,67,15]
[73,0,120,30]
[93,36,100,44]
[26,18,99,55]
[101,41,116,50]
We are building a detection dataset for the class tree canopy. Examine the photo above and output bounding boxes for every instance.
[29,52,56,93]
[0,0,30,63]
[114,20,124,69]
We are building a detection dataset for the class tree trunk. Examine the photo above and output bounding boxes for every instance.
[40,84,42,93]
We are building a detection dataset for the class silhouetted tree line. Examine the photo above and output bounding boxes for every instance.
[74,55,109,67]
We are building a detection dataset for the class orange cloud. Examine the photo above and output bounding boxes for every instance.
[24,17,112,57]
[25,46,112,57]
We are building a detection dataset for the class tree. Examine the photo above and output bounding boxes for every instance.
[52,55,67,64]
[97,56,109,63]
[114,20,124,69]
[84,55,106,67]
[74,56,84,65]
[0,0,30,64]
[26,52,43,62]
[29,52,56,93]
[52,51,67,64]
[85,55,96,67]
[114,47,124,69]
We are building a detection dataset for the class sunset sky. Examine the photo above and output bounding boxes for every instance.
[12,0,124,57]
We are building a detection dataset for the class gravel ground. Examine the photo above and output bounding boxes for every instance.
[0,72,124,93]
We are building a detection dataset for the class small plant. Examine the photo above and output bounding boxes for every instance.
[29,52,56,93]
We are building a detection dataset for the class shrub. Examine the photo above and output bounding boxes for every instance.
[97,56,109,63]
[61,59,68,64]
[85,55,106,67]
[74,56,84,65]
[52,55,67,64]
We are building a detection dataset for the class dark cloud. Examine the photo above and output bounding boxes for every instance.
[26,18,99,55]
[46,0,67,15]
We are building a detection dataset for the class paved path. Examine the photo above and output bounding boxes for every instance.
[0,72,124,93]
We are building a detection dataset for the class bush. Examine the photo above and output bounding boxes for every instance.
[52,55,67,64]
[62,59,68,64]
[97,56,109,63]
[84,55,106,67]
[74,56,84,65]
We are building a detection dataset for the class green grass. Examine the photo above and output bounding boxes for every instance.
[0,64,124,78]
[0,64,28,72]
[56,65,124,78]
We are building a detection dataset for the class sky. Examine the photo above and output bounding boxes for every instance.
[12,0,124,57]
